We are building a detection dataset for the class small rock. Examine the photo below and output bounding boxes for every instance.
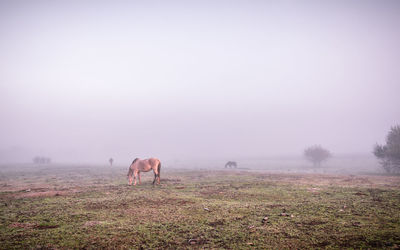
[248,225,255,229]
[26,189,31,192]
[339,209,344,212]
[188,239,197,245]
[204,207,210,212]
[262,216,268,224]
[290,214,294,218]
[247,242,254,245]
[280,213,289,216]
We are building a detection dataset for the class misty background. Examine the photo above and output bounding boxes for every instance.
[0,0,399,168]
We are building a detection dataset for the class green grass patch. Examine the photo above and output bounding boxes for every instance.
[0,166,399,248]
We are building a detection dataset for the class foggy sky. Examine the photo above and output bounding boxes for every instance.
[1,0,399,164]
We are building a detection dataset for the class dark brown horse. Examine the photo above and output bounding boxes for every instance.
[127,158,161,185]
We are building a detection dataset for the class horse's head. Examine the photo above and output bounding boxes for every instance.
[127,158,139,185]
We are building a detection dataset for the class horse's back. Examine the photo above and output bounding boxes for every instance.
[147,158,160,166]
[134,158,160,171]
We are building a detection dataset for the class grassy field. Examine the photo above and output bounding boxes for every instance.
[0,165,400,249]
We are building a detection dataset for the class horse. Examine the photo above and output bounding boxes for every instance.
[225,161,237,168]
[127,158,161,186]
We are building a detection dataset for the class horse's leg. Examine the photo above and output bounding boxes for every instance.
[128,175,133,186]
[152,170,157,185]
[153,167,160,185]
[134,171,138,186]
[138,172,141,185]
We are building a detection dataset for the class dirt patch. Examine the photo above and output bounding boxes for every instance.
[83,221,103,227]
[162,178,182,183]
[199,190,222,196]
[36,224,59,229]
[254,173,400,189]
[208,219,225,227]
[308,187,321,193]
[86,202,112,210]
[301,220,329,226]
[1,185,81,199]
[0,180,61,192]
[199,186,227,196]
[87,197,193,211]
[11,190,72,199]
[134,197,193,207]
[354,191,367,196]
[9,222,59,229]
[265,204,285,208]
[9,222,37,229]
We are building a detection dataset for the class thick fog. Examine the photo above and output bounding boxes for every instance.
[0,0,399,165]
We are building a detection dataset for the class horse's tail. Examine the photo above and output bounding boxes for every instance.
[157,161,161,179]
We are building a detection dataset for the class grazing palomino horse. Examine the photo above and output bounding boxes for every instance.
[225,161,237,168]
[127,158,161,186]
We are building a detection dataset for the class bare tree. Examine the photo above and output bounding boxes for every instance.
[373,125,400,173]
[304,145,331,167]
[225,161,237,168]
[33,156,40,164]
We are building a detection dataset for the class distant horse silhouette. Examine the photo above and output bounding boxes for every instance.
[225,161,237,168]
[127,158,161,186]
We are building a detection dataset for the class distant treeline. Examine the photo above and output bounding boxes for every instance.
[33,156,51,164]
